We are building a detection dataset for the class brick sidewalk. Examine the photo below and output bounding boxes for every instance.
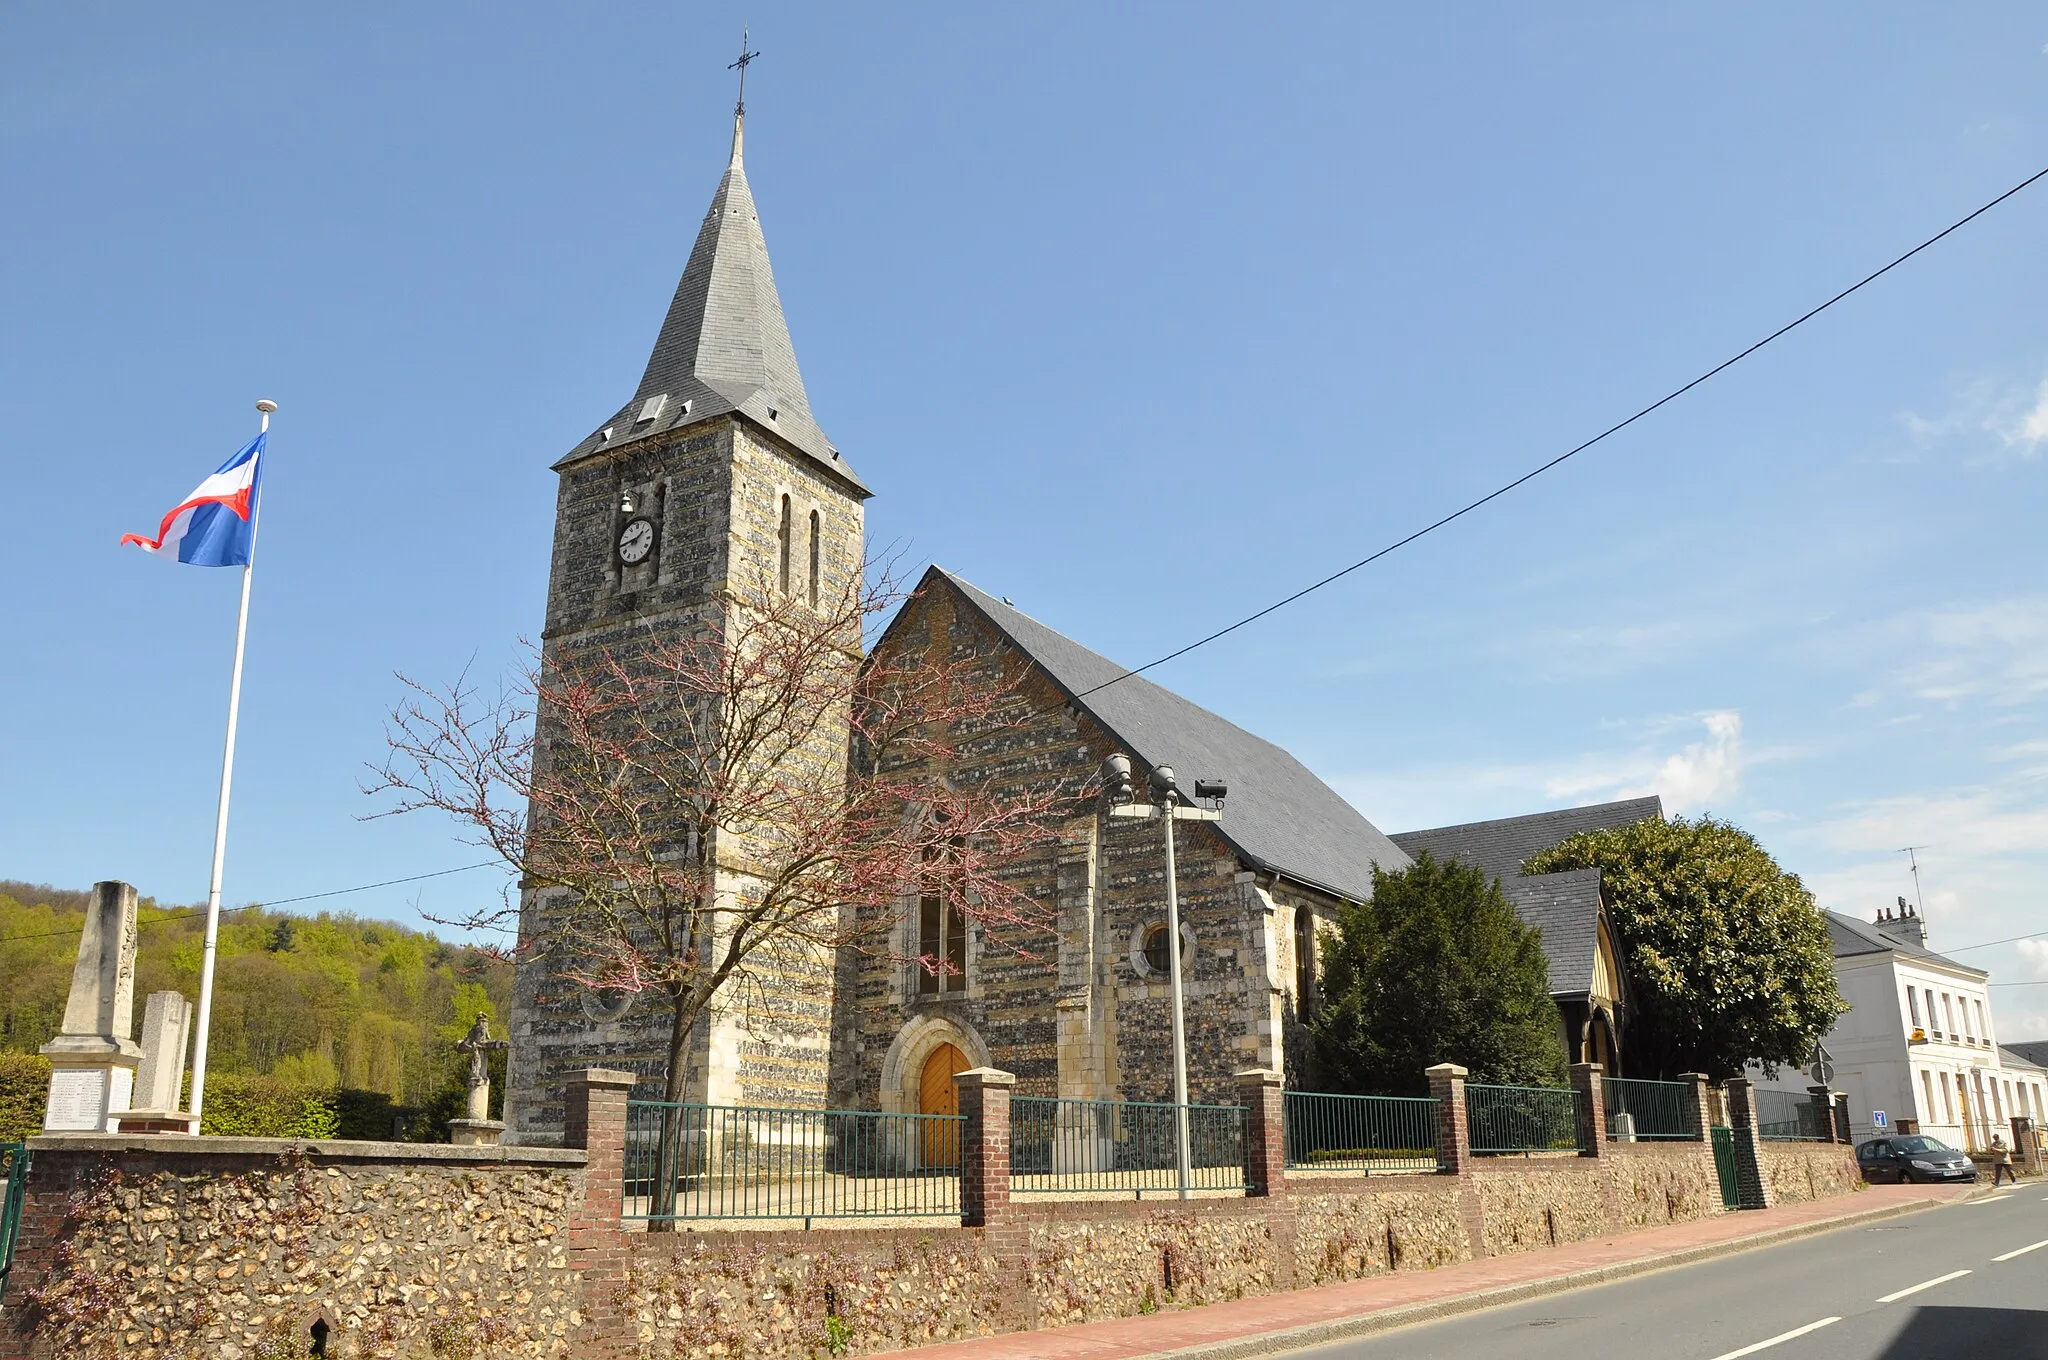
[868,1183,1974,1360]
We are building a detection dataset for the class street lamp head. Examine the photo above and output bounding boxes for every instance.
[1101,752,1135,805]
[1148,764,1177,799]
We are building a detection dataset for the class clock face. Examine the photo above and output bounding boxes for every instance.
[617,517,655,565]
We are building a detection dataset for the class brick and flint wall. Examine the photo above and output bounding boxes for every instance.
[3,1065,1865,1360]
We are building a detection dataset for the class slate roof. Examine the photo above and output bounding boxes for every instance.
[1501,869,1605,996]
[556,116,867,494]
[1388,797,1665,883]
[933,569,1411,903]
[1824,912,1984,975]
[2000,1043,2048,1073]
[1389,800,1664,1001]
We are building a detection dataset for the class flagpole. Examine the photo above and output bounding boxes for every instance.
[187,398,275,1128]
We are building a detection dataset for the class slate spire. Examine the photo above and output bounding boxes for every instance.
[559,108,865,492]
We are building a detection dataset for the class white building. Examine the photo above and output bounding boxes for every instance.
[1754,905,2048,1149]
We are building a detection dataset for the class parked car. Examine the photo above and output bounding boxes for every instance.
[1856,1135,1977,1184]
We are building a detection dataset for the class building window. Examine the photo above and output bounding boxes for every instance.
[1962,1000,1976,1044]
[807,509,821,608]
[1293,906,1316,1009]
[1942,994,1956,1038]
[917,843,966,995]
[1974,999,1989,1045]
[1940,1074,1954,1124]
[777,494,792,595]
[1921,1070,1937,1123]
[1906,988,1921,1028]
[1144,924,1174,976]
[1926,989,1938,1035]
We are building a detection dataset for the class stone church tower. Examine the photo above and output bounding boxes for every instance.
[503,110,870,1143]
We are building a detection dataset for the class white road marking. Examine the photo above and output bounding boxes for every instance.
[1962,1195,2014,1206]
[1993,1238,2048,1262]
[1876,1269,1972,1303]
[1704,1318,1841,1360]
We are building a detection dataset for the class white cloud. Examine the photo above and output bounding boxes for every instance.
[2007,379,2048,453]
[1332,710,1747,832]
[1616,710,1741,813]
[2016,939,2048,981]
[1898,372,2048,464]
[1834,598,2048,709]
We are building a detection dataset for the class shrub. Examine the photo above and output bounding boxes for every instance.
[0,1051,52,1142]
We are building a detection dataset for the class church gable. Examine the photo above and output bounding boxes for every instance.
[925,568,1411,904]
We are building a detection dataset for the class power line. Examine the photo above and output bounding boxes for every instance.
[1076,161,2048,698]
[0,860,503,946]
[1941,929,2048,955]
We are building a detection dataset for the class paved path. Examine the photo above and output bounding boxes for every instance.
[866,1184,1977,1360]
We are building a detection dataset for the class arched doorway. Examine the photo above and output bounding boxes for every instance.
[919,1042,969,1168]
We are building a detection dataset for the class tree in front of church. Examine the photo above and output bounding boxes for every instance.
[368,567,1068,1111]
[1310,852,1565,1096]
[1525,815,1844,1080]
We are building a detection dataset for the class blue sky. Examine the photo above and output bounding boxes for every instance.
[7,6,2048,1039]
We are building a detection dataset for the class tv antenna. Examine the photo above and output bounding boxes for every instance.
[1897,846,1930,936]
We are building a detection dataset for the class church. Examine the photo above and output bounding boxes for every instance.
[503,107,1652,1144]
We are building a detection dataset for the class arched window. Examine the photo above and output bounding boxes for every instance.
[808,508,821,608]
[918,841,966,994]
[777,494,792,595]
[1293,906,1315,1009]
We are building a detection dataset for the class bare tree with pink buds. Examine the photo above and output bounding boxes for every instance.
[369,565,1073,1139]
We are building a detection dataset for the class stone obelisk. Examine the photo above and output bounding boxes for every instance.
[40,881,143,1131]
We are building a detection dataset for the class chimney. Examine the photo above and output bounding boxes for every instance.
[1878,897,1927,948]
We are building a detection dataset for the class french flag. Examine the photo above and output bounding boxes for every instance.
[121,434,264,567]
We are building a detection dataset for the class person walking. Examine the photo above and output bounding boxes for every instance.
[1989,1135,2017,1187]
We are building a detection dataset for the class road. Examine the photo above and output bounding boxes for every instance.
[1282,1188,2047,1359]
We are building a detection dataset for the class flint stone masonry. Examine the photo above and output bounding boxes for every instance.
[1756,1140,1863,1203]
[0,1138,585,1360]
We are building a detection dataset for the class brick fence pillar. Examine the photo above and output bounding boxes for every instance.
[1722,1077,1774,1209]
[1426,1063,1470,1175]
[957,1067,1015,1228]
[1570,1062,1607,1157]
[2014,1117,2043,1177]
[1236,1068,1286,1196]
[564,1067,636,1218]
[1679,1073,1715,1139]
[1806,1085,1838,1144]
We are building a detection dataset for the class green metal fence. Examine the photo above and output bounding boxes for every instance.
[1281,1091,1438,1172]
[0,1143,29,1304]
[1753,1088,1831,1142]
[1466,1083,1582,1154]
[1010,1097,1245,1196]
[1603,1077,1700,1140]
[623,1102,961,1221]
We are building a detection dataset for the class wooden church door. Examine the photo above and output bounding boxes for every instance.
[919,1043,968,1168]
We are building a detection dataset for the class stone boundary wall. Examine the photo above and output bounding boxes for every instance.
[1755,1139,1864,1204]
[0,1137,586,1360]
[0,1075,1866,1360]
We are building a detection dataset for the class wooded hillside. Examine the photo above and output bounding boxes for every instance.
[0,879,512,1111]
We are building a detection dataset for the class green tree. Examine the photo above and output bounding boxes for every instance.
[1525,815,1845,1079]
[1310,852,1565,1096]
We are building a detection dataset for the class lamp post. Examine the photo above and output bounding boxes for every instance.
[1103,753,1226,1201]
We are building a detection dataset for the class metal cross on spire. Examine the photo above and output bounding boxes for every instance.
[729,27,760,118]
